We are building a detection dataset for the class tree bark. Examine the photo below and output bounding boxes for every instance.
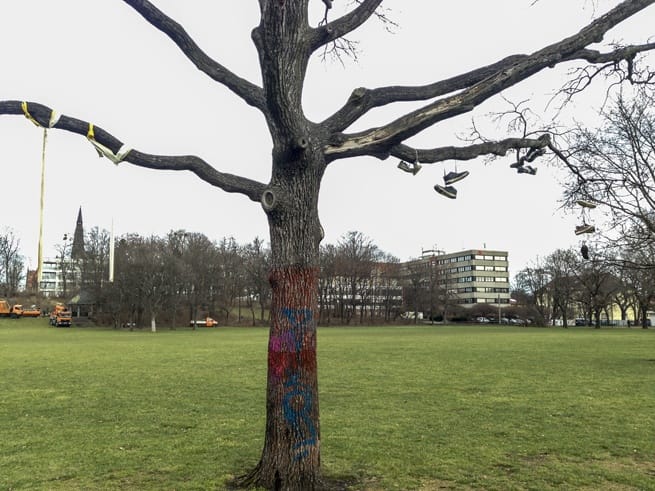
[250,265,320,489]
[239,137,325,488]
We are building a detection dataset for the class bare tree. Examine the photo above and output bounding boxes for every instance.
[0,228,23,297]
[2,2,655,487]
[81,227,111,308]
[243,237,272,325]
[336,231,382,324]
[514,259,553,326]
[546,249,579,328]
[622,243,655,327]
[573,254,620,327]
[563,88,655,251]
[55,234,75,299]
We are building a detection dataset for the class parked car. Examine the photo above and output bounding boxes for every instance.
[475,316,491,323]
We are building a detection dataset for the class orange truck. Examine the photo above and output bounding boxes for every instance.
[22,305,41,317]
[49,303,72,327]
[0,299,23,318]
[189,317,218,328]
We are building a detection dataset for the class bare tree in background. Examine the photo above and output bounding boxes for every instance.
[563,89,655,250]
[0,228,23,297]
[2,1,655,488]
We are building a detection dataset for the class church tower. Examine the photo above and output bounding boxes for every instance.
[71,207,85,260]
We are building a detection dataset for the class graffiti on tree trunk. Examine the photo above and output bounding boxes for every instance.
[268,306,317,461]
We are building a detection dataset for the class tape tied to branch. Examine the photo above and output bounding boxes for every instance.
[86,123,132,165]
[21,101,60,128]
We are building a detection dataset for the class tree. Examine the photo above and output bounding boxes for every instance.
[573,254,619,328]
[80,226,111,309]
[546,249,579,328]
[564,89,655,251]
[0,228,23,297]
[514,259,553,326]
[2,2,655,488]
[335,231,382,323]
[243,237,272,325]
[622,242,655,327]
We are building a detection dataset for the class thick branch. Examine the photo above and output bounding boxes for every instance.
[310,0,383,51]
[323,55,527,133]
[324,0,655,160]
[389,135,551,164]
[122,0,267,112]
[0,100,266,202]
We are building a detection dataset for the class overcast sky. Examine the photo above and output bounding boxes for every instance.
[2,1,654,279]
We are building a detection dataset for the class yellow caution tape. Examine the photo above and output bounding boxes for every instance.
[21,101,41,127]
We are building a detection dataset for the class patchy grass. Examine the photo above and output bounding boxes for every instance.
[1,320,654,490]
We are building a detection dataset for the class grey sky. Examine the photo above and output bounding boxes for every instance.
[2,1,654,279]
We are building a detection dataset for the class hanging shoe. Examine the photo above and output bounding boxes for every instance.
[397,160,413,173]
[443,170,469,185]
[525,147,546,162]
[576,199,597,209]
[510,161,523,169]
[434,184,457,199]
[398,160,421,175]
[575,224,595,235]
[581,244,590,260]
[517,165,537,175]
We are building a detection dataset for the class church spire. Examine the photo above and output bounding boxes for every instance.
[71,206,85,260]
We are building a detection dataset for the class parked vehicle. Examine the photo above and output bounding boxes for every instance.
[22,305,41,317]
[475,316,491,323]
[50,303,72,327]
[0,299,23,318]
[190,317,219,327]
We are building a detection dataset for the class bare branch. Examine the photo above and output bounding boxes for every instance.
[388,134,552,165]
[323,55,527,133]
[0,100,267,202]
[310,0,383,52]
[555,42,655,107]
[122,0,267,112]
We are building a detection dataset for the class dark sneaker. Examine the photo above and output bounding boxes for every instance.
[575,224,595,235]
[397,160,421,175]
[434,184,457,199]
[517,165,537,175]
[510,161,523,169]
[581,244,590,260]
[525,147,546,162]
[443,170,469,185]
[397,160,412,173]
[576,199,597,208]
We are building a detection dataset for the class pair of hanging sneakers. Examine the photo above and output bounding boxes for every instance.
[396,159,469,198]
[575,199,597,235]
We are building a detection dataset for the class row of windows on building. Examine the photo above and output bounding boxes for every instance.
[460,297,512,304]
[456,287,510,294]
[444,265,508,274]
[453,276,509,284]
[438,254,507,264]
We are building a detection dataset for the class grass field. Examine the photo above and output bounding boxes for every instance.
[1,319,654,490]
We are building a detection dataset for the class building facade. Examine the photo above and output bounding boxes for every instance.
[403,249,510,307]
[38,257,80,298]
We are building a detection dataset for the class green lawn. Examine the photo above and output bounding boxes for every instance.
[1,320,654,490]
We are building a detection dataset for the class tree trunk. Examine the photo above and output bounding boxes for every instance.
[240,148,325,488]
[251,265,320,489]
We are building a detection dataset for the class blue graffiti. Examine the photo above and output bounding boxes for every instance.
[283,373,317,461]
